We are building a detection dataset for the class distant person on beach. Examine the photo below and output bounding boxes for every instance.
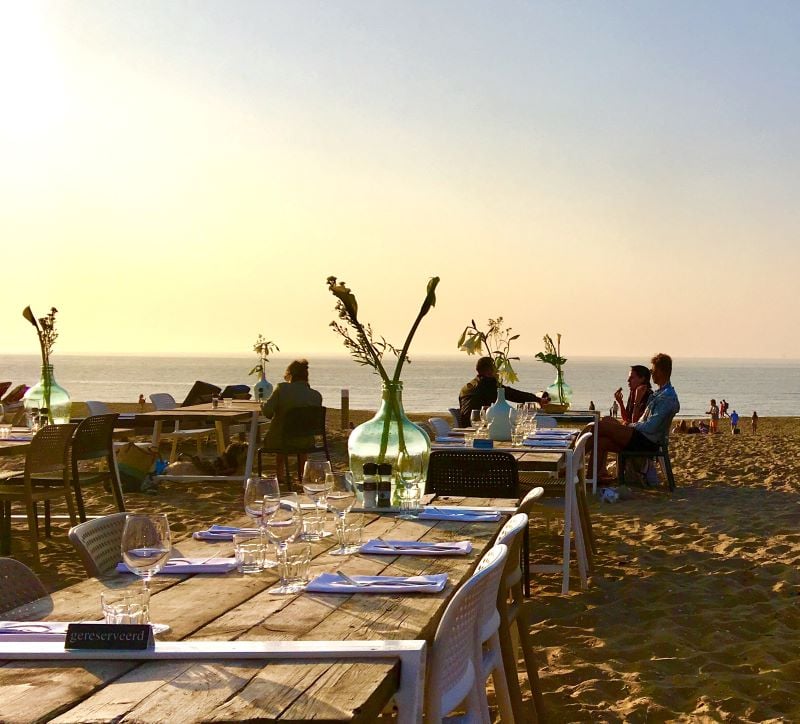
[720,399,729,418]
[613,365,652,425]
[611,400,619,418]
[751,411,758,434]
[589,401,595,411]
[707,399,720,433]
[138,394,146,411]
[458,356,549,427]
[590,353,680,483]
[260,359,323,485]
[730,410,739,434]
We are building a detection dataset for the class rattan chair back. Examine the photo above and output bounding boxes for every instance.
[425,449,519,498]
[68,512,127,577]
[0,557,48,614]
[25,424,77,477]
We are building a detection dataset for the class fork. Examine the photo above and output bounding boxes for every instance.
[334,570,428,587]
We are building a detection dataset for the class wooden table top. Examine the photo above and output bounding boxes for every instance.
[0,497,514,723]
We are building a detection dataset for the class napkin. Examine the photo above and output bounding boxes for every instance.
[192,525,251,541]
[5,435,32,442]
[522,438,572,448]
[116,558,237,574]
[360,539,472,556]
[529,430,574,437]
[434,436,466,444]
[306,573,448,594]
[418,508,502,522]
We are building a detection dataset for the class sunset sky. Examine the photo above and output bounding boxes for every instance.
[2,1,799,360]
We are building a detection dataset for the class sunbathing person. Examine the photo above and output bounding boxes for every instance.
[613,364,652,424]
[591,353,680,483]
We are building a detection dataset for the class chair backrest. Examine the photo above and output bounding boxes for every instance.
[516,486,545,515]
[219,384,251,400]
[72,414,119,461]
[180,381,222,407]
[25,424,77,478]
[282,406,326,438]
[85,400,112,416]
[149,393,177,411]
[68,512,128,577]
[0,558,48,614]
[0,382,10,399]
[425,450,519,498]
[427,417,452,440]
[571,431,592,484]
[448,407,461,428]
[494,513,530,612]
[1,384,29,405]
[536,415,557,428]
[426,543,508,721]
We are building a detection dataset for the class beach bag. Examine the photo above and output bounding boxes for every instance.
[115,443,160,493]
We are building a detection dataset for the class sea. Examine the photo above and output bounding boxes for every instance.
[2,354,800,418]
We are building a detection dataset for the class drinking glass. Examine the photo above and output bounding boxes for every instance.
[326,472,358,555]
[396,451,423,520]
[469,409,482,429]
[121,513,171,593]
[480,406,490,425]
[264,493,303,594]
[301,460,333,540]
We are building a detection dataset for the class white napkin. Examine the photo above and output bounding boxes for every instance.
[0,621,169,641]
[418,508,502,522]
[116,558,237,574]
[192,525,252,541]
[306,573,448,594]
[360,539,472,556]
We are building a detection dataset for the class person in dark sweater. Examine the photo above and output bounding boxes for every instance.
[458,356,549,427]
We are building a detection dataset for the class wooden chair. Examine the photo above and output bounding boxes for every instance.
[495,512,546,722]
[257,406,330,486]
[149,393,214,462]
[0,557,48,614]
[425,544,508,722]
[0,424,78,563]
[68,512,127,577]
[424,450,519,499]
[617,438,676,491]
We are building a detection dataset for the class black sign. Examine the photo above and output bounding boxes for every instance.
[65,624,154,650]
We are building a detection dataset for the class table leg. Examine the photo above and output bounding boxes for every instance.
[561,450,574,594]
[214,421,226,455]
[242,411,259,485]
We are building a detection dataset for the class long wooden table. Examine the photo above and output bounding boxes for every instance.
[0,497,514,723]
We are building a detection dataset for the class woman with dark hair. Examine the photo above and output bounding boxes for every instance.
[613,365,653,424]
[261,359,323,483]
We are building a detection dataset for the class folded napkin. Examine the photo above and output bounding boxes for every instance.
[306,573,448,594]
[5,435,32,442]
[116,558,237,574]
[192,525,252,541]
[360,539,472,556]
[434,436,465,444]
[0,621,169,640]
[418,508,502,522]
[523,438,572,448]
[530,430,574,437]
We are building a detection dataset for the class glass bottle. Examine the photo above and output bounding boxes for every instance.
[23,364,71,424]
[545,369,573,409]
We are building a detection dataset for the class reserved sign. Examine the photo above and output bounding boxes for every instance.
[65,623,154,650]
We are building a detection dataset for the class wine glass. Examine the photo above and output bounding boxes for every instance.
[301,460,332,540]
[470,409,482,429]
[326,472,357,555]
[121,513,171,592]
[263,493,304,594]
[244,476,279,527]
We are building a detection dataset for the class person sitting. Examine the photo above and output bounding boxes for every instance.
[458,356,549,427]
[590,353,680,483]
[261,359,323,484]
[613,364,653,425]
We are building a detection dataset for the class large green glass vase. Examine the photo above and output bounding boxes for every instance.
[348,382,430,507]
[23,364,72,424]
[546,369,573,409]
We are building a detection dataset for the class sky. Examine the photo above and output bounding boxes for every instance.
[2,1,799,361]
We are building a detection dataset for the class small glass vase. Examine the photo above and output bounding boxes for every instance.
[252,373,273,402]
[348,381,430,507]
[23,364,72,424]
[546,370,573,409]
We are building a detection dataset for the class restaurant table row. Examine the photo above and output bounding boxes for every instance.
[0,497,515,723]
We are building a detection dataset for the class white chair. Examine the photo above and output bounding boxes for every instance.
[427,417,452,440]
[529,431,592,593]
[496,512,546,722]
[149,393,214,463]
[86,400,137,432]
[425,544,508,723]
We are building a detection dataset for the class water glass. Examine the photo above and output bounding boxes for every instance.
[398,480,422,519]
[469,409,482,429]
[511,430,525,447]
[101,589,150,624]
[0,424,11,439]
[234,531,266,574]
[223,397,234,408]
[463,430,476,446]
[278,541,311,592]
[335,517,364,554]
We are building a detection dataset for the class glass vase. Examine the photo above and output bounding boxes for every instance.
[486,387,513,441]
[252,373,273,402]
[348,381,430,507]
[23,364,72,424]
[546,370,573,409]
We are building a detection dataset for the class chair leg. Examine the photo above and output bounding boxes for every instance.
[257,448,263,476]
[516,605,546,723]
[108,454,126,513]
[25,498,40,564]
[0,501,11,555]
[169,438,179,463]
[487,632,515,723]
[498,617,534,722]
[72,463,87,522]
[662,453,676,492]
[63,475,78,526]
[44,500,52,538]
[576,483,597,564]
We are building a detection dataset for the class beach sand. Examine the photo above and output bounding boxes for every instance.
[1,410,798,721]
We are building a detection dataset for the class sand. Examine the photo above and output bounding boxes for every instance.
[2,409,799,721]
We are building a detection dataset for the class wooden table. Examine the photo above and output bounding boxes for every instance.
[135,402,264,484]
[0,497,514,723]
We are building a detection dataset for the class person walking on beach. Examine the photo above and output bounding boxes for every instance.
[720,399,729,418]
[730,410,739,434]
[590,353,680,483]
[751,411,758,434]
[458,356,549,427]
[707,399,720,433]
